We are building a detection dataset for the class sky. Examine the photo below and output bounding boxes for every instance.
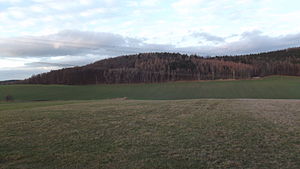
[0,0,300,80]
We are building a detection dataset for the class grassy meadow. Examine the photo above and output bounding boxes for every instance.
[1,76,300,101]
[0,99,299,169]
[0,76,300,168]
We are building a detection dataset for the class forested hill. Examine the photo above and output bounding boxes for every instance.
[22,48,300,85]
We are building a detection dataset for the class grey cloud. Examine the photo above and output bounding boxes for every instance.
[218,30,300,55]
[0,30,201,59]
[1,30,300,59]
[22,55,112,72]
[177,31,300,56]
[0,30,145,58]
[25,62,75,68]
[191,32,225,43]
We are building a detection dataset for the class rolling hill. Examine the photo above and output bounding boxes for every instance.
[21,48,300,85]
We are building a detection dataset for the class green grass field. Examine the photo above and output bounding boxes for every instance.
[1,76,300,101]
[0,99,299,169]
[1,76,300,168]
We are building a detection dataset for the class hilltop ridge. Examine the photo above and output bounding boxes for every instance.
[22,48,300,85]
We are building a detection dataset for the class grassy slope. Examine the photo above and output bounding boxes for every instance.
[0,100,84,111]
[0,99,299,169]
[1,76,300,101]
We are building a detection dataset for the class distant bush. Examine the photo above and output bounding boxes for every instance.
[5,95,14,102]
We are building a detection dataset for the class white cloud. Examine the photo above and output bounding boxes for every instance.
[29,5,47,13]
[80,8,108,17]
[0,0,21,3]
[172,0,204,14]
[0,58,26,68]
[2,7,27,19]
[79,0,94,5]
[127,0,159,7]
[140,0,159,6]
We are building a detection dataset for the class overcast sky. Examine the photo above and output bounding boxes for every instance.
[1,0,300,80]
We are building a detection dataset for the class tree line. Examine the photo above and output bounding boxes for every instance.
[22,48,300,84]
